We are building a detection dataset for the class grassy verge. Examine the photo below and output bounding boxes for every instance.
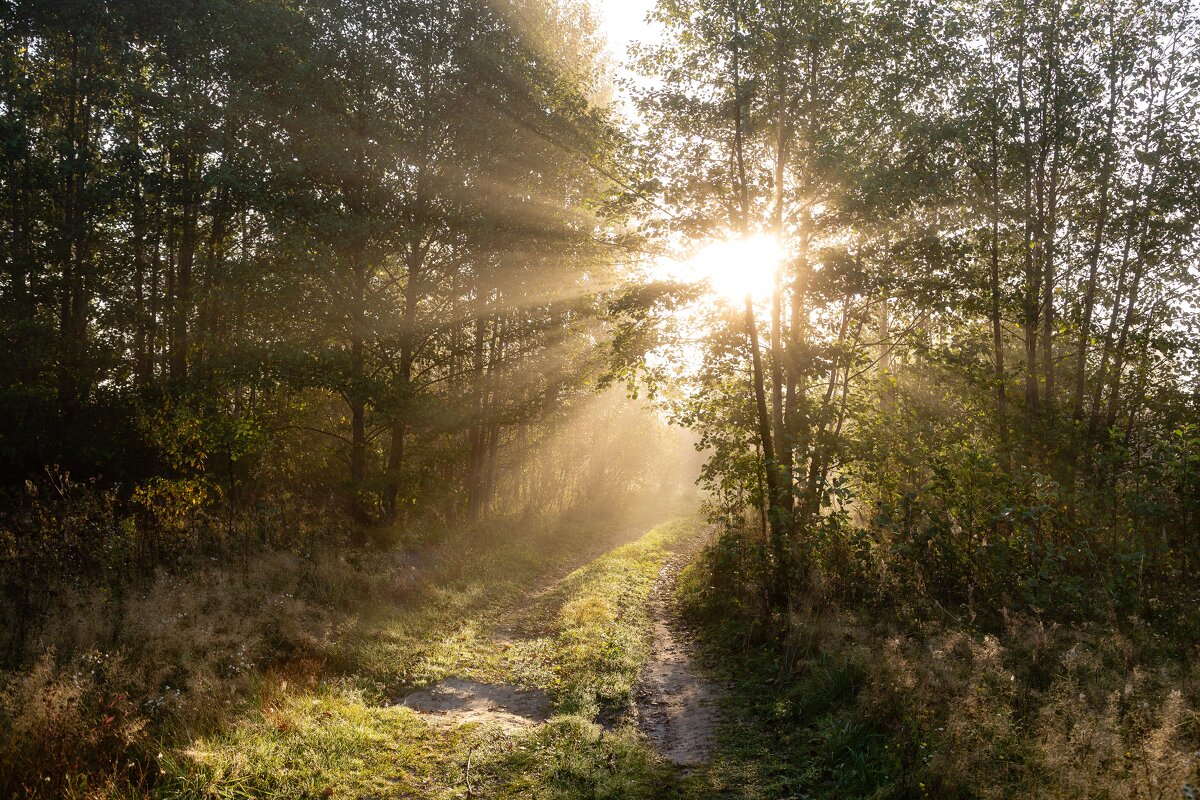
[675,551,1200,800]
[156,516,702,799]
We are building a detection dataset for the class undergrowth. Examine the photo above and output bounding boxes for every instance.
[677,538,1200,800]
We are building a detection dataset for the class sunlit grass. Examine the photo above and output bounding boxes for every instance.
[160,686,442,798]
[155,516,702,799]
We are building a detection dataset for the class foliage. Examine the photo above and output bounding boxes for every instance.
[623,0,1200,610]
[0,0,629,532]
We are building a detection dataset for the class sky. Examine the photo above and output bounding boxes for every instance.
[592,0,663,122]
[593,0,659,57]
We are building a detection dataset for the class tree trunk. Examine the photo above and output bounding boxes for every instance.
[1017,9,1039,419]
[58,37,93,412]
[1039,3,1062,408]
[1071,26,1121,421]
[989,122,1007,444]
[383,239,424,522]
[746,296,787,602]
[1087,216,1136,439]
[467,311,491,522]
[131,104,152,388]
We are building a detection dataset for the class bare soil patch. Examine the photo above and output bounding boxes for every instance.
[400,678,552,731]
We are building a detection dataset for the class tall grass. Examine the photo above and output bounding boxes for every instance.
[679,533,1200,799]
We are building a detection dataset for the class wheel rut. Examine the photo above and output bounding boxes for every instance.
[635,536,721,769]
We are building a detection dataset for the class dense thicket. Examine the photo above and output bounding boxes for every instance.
[627,0,1199,621]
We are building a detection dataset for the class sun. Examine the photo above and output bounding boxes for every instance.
[654,233,784,305]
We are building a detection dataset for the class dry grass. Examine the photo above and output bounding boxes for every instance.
[678,542,1200,800]
[849,611,1200,797]
[0,543,422,797]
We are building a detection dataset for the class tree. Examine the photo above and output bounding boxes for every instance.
[631,0,958,601]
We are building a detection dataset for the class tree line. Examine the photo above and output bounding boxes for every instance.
[0,0,636,551]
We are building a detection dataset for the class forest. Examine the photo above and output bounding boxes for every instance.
[0,0,1197,797]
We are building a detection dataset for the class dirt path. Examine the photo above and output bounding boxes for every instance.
[400,677,552,732]
[395,514,677,730]
[635,535,721,768]
[395,517,723,769]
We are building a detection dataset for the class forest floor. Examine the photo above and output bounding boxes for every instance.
[155,512,726,799]
[20,502,1189,799]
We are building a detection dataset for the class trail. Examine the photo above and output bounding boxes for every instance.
[394,516,723,773]
[396,512,677,730]
[635,533,721,768]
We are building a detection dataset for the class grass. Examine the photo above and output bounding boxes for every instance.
[154,516,702,799]
[25,506,1191,800]
[671,550,1200,800]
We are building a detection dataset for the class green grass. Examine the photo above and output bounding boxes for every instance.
[549,518,694,715]
[155,516,701,799]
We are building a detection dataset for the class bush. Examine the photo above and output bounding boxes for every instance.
[0,650,150,798]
